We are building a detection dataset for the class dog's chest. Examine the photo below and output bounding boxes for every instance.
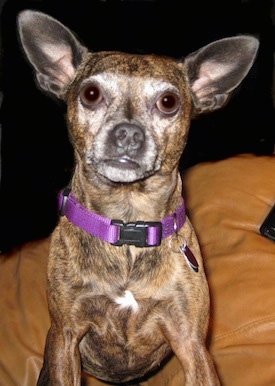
[74,246,169,316]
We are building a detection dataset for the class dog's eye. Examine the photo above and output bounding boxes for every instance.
[156,92,180,115]
[80,84,103,107]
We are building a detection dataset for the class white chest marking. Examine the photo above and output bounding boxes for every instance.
[115,290,139,313]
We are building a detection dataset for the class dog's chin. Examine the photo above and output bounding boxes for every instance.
[98,158,157,183]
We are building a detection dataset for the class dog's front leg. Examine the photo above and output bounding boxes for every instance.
[37,325,82,386]
[161,322,220,386]
[173,338,220,386]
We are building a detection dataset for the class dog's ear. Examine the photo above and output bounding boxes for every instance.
[184,36,259,114]
[17,10,87,98]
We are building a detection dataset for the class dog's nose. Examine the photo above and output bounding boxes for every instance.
[111,123,145,151]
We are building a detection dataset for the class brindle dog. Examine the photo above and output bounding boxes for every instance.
[18,10,258,386]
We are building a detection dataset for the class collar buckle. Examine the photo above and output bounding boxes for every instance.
[111,220,162,247]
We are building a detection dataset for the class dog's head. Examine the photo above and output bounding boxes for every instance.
[17,10,259,184]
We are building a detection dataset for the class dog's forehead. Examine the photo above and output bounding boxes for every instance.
[82,52,188,85]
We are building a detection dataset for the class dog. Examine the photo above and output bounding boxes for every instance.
[17,10,258,386]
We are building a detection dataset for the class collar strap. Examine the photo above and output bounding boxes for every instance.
[58,188,186,248]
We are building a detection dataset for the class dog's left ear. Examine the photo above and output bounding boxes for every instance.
[17,10,87,98]
[184,36,259,114]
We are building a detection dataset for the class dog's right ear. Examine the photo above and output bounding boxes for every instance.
[17,10,87,98]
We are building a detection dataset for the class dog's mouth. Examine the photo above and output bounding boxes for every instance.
[106,156,140,170]
[89,155,159,183]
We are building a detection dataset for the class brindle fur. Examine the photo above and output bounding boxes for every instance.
[17,10,259,386]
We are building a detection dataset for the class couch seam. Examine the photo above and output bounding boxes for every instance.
[213,314,275,343]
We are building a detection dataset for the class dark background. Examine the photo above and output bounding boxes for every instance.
[0,0,275,252]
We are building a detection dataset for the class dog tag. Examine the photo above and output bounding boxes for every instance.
[180,243,199,272]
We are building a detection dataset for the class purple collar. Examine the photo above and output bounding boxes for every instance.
[58,188,186,248]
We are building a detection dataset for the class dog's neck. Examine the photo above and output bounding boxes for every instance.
[70,163,183,223]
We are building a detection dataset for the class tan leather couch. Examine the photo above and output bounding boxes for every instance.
[1,154,275,386]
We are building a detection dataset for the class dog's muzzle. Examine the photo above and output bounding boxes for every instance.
[87,121,159,183]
